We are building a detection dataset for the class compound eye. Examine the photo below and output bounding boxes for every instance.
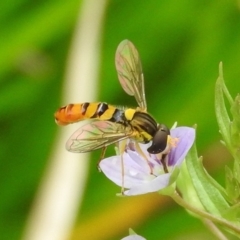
[147,124,170,154]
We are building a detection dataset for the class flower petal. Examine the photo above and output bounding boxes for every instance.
[121,234,146,240]
[168,127,195,166]
[124,173,171,195]
[99,153,153,189]
[121,235,146,240]
[100,126,195,195]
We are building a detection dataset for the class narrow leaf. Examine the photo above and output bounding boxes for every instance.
[215,62,232,150]
[185,141,230,217]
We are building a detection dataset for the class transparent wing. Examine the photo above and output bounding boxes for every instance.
[115,39,147,111]
[66,121,132,153]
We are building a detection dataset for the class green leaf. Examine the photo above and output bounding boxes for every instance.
[198,160,230,202]
[215,63,240,204]
[185,141,230,218]
[233,160,240,183]
[225,165,240,203]
[223,202,240,222]
[177,160,205,212]
[230,94,240,131]
[230,94,240,161]
[215,62,232,152]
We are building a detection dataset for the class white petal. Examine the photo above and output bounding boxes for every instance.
[126,150,152,173]
[121,235,146,240]
[100,154,152,188]
[124,173,171,196]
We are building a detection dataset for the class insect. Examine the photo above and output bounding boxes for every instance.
[54,40,172,171]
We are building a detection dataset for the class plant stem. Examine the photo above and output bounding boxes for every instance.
[171,190,240,235]
[202,219,228,240]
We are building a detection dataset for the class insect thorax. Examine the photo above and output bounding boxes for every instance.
[128,111,158,143]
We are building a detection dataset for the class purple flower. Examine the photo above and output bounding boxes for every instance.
[99,127,195,196]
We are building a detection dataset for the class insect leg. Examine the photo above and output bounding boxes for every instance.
[160,154,168,173]
[97,146,107,172]
[134,142,153,174]
[118,139,127,194]
[156,135,179,173]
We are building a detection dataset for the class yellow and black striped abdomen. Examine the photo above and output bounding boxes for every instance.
[54,102,125,126]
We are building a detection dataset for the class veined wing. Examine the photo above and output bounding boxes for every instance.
[66,121,133,153]
[115,40,147,111]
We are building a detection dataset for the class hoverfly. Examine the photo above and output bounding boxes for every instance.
[54,40,171,172]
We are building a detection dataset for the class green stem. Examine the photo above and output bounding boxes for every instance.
[171,190,240,235]
[202,219,228,240]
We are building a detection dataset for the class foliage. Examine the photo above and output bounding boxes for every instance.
[1,0,240,239]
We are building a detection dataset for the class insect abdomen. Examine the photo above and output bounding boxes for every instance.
[54,102,123,126]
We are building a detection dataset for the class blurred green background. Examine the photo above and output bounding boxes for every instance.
[1,0,240,239]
